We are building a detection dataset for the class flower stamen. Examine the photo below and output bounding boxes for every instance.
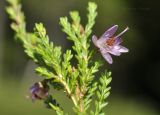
[115,27,129,38]
[106,37,115,46]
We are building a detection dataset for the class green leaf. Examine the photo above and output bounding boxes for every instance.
[94,71,112,115]
[35,67,54,78]
[85,2,97,38]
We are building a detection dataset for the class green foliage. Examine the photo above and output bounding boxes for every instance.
[44,95,64,115]
[6,0,112,115]
[91,72,112,115]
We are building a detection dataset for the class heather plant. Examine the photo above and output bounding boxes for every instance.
[6,0,129,114]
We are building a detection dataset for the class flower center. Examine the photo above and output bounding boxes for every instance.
[106,37,115,46]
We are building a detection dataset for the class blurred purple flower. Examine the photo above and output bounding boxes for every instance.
[30,81,49,101]
[92,25,129,64]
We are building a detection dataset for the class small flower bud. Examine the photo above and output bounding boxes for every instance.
[29,81,49,101]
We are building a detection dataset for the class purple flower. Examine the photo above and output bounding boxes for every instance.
[30,81,49,101]
[92,25,129,64]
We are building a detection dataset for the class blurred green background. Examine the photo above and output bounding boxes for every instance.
[0,0,160,115]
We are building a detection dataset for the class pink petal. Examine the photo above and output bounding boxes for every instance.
[101,25,118,38]
[114,37,122,45]
[98,25,118,43]
[92,35,98,47]
[113,45,121,50]
[108,47,121,56]
[116,45,129,53]
[101,51,113,64]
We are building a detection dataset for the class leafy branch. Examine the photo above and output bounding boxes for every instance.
[6,0,112,115]
[60,2,101,113]
[91,72,112,115]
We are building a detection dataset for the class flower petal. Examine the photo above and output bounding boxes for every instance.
[101,51,113,64]
[92,35,98,47]
[97,25,118,45]
[118,45,129,53]
[97,25,118,44]
[101,25,118,38]
[108,47,121,56]
[114,37,122,45]
[29,82,49,101]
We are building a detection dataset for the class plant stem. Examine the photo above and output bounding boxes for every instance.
[57,74,78,107]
